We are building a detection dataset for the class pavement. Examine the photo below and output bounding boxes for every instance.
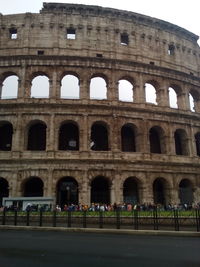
[0,229,199,267]
[0,224,200,237]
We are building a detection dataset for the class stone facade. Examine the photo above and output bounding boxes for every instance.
[0,3,200,207]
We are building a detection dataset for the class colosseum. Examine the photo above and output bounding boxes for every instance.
[0,2,200,209]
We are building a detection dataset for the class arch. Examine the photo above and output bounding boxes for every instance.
[168,85,181,109]
[179,179,193,205]
[56,177,79,208]
[145,82,157,104]
[189,89,199,112]
[31,75,49,98]
[121,123,136,152]
[58,122,79,150]
[149,126,166,154]
[23,177,44,197]
[189,93,195,112]
[174,129,189,156]
[60,74,80,99]
[195,132,200,156]
[90,76,107,100]
[123,177,139,204]
[90,122,109,151]
[0,121,13,151]
[91,176,110,204]
[153,178,168,205]
[0,178,9,206]
[1,75,18,99]
[118,79,134,102]
[27,121,47,151]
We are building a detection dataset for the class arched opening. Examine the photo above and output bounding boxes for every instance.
[189,93,195,112]
[121,124,136,152]
[90,77,107,100]
[123,177,139,204]
[27,122,47,151]
[149,126,165,154]
[179,179,193,205]
[1,75,18,99]
[118,79,133,102]
[174,129,188,156]
[58,122,79,151]
[195,132,200,157]
[60,74,80,99]
[91,176,110,204]
[153,178,167,205]
[168,87,178,108]
[0,178,9,206]
[0,122,13,151]
[145,83,157,105]
[90,122,109,151]
[31,75,49,98]
[23,177,43,197]
[57,177,78,208]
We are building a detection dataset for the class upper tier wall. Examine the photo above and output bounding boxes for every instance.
[0,3,200,76]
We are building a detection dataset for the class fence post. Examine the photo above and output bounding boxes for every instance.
[153,207,158,230]
[99,211,103,228]
[2,209,6,225]
[14,210,18,226]
[67,211,71,227]
[53,210,57,227]
[196,209,200,232]
[116,210,121,229]
[173,209,179,231]
[83,211,87,228]
[133,210,138,230]
[39,210,43,227]
[26,210,30,226]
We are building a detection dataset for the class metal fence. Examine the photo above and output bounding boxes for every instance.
[0,209,200,232]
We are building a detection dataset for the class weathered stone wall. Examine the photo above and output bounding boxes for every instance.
[0,3,200,206]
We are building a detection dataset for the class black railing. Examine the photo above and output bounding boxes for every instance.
[0,209,200,232]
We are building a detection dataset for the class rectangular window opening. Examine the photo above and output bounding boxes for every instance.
[150,61,155,65]
[9,28,17,39]
[96,53,103,58]
[37,50,44,55]
[66,28,76,40]
[121,33,129,46]
[168,44,175,55]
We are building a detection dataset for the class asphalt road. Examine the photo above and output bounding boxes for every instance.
[0,230,199,267]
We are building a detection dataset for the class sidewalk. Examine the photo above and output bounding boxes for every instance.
[0,225,199,237]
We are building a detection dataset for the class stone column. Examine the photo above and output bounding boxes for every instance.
[80,115,88,151]
[134,73,145,103]
[17,62,27,99]
[79,73,90,100]
[107,75,118,102]
[140,182,154,204]
[177,90,190,111]
[47,114,56,151]
[12,114,24,151]
[79,175,90,205]
[157,81,169,107]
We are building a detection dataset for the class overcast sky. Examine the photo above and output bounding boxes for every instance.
[1,0,200,45]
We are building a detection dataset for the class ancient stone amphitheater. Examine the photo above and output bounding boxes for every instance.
[0,2,200,209]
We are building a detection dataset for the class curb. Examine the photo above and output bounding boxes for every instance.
[0,225,199,237]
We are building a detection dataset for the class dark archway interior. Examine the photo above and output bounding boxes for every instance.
[0,123,13,151]
[59,123,79,150]
[91,176,110,204]
[23,177,43,197]
[121,125,136,152]
[91,124,108,151]
[27,123,46,150]
[174,131,183,155]
[150,128,161,153]
[179,179,193,205]
[0,178,9,206]
[123,178,138,204]
[57,177,78,207]
[153,179,165,205]
[195,133,200,156]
